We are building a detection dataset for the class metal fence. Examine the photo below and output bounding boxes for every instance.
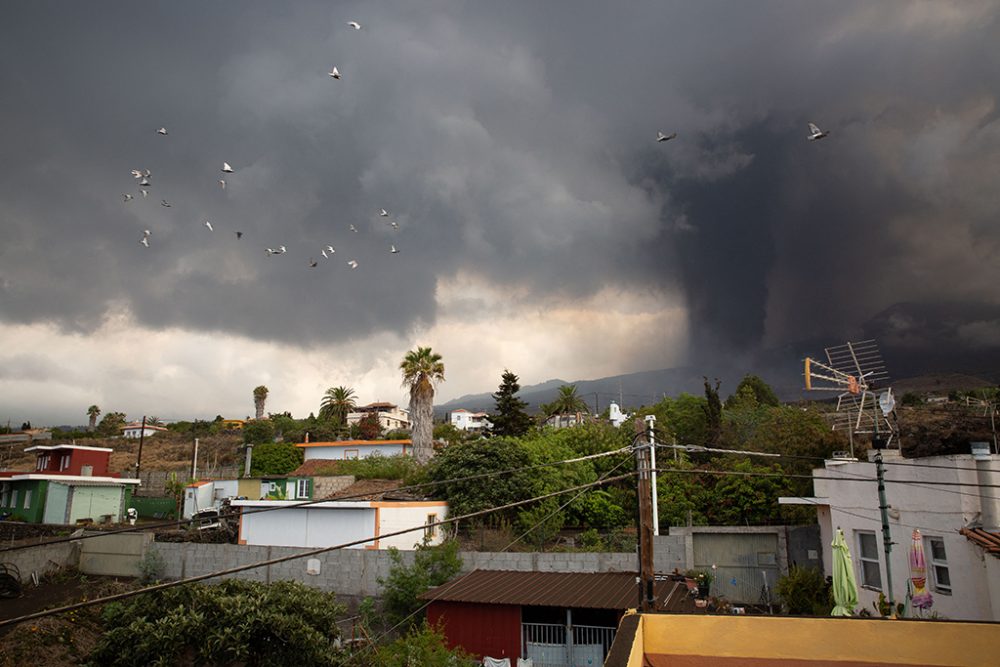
[521,622,616,667]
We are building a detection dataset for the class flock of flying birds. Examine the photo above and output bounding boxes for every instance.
[120,20,403,270]
[122,17,833,269]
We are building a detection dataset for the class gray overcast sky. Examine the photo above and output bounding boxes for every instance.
[2,1,999,425]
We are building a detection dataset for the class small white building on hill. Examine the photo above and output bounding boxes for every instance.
[296,439,411,460]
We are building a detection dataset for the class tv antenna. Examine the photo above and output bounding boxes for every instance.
[803,339,896,453]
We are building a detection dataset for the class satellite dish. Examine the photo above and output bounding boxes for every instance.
[879,389,895,416]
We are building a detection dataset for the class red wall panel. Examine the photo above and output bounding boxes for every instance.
[428,601,521,662]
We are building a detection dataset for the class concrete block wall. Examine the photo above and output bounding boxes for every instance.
[79,532,153,577]
[3,541,79,583]
[311,475,355,498]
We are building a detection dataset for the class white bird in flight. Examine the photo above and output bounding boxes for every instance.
[160,199,171,207]
[379,208,389,217]
[390,221,399,230]
[222,162,234,173]
[123,193,134,202]
[140,236,149,248]
[143,229,151,238]
[657,131,677,142]
[131,169,142,179]
[348,21,361,30]
[807,123,829,141]
[321,249,329,259]
[325,245,335,254]
[347,259,358,269]
[266,245,286,256]
[141,190,149,198]
[329,67,341,80]
[349,224,358,233]
[139,177,151,187]
[219,179,226,190]
[390,245,399,254]
[308,258,318,268]
[157,127,168,135]
[205,221,214,232]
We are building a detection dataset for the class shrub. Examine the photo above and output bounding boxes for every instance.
[137,547,165,584]
[379,540,462,630]
[249,442,303,476]
[776,565,832,615]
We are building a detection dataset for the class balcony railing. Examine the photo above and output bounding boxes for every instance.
[521,622,617,667]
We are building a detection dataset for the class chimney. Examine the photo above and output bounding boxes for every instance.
[972,442,1000,530]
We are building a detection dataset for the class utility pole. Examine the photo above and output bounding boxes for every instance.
[191,437,199,480]
[645,415,659,536]
[872,413,895,615]
[633,419,656,612]
[134,415,147,482]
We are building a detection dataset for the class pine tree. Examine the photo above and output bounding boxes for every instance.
[490,369,534,437]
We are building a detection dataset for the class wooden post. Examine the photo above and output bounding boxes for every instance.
[634,419,656,612]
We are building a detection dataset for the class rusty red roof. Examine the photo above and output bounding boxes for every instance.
[420,570,694,611]
[961,527,1000,557]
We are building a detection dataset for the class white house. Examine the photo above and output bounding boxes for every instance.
[296,439,412,461]
[121,422,169,439]
[448,409,493,433]
[346,402,410,431]
[780,443,1000,621]
[231,481,447,550]
[608,401,631,428]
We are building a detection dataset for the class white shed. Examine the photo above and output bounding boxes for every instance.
[296,439,412,461]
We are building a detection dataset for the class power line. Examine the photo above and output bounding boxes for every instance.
[0,472,635,629]
[0,446,630,554]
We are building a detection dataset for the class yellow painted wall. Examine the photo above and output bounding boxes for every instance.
[639,615,999,667]
[237,479,259,498]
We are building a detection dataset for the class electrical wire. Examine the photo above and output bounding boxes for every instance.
[0,446,632,554]
[0,472,635,629]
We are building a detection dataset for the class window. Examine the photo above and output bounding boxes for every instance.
[925,536,951,594]
[60,454,70,471]
[344,449,359,460]
[10,490,18,509]
[23,490,31,509]
[856,530,882,590]
[296,479,310,499]
[425,513,438,539]
[1,485,8,507]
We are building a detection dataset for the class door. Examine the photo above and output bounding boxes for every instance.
[692,532,780,605]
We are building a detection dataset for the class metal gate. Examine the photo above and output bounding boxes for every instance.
[522,622,616,667]
[692,532,780,605]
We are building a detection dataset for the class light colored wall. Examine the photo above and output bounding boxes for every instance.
[239,505,377,549]
[811,453,999,621]
[183,484,215,519]
[376,502,449,550]
[79,532,153,577]
[68,486,125,523]
[302,443,407,460]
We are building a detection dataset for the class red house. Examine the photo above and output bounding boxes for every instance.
[23,444,117,477]
[420,570,694,666]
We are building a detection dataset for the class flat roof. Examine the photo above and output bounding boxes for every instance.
[296,439,411,448]
[24,444,114,453]
[1,474,140,485]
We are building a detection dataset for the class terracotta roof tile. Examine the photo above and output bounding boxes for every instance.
[961,527,1000,557]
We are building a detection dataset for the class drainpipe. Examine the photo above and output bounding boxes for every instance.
[973,442,1000,530]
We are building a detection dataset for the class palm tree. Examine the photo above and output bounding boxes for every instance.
[400,346,445,463]
[253,385,269,420]
[320,386,357,424]
[542,384,590,417]
[87,405,101,431]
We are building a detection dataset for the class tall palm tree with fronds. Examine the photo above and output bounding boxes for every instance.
[320,386,357,425]
[87,405,101,431]
[400,346,445,463]
[542,384,590,417]
[253,385,269,420]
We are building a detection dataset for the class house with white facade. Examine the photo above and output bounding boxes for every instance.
[232,480,448,550]
[780,443,1000,621]
[122,422,169,438]
[448,409,493,433]
[296,439,412,461]
[346,402,410,431]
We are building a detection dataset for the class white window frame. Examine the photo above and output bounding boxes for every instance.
[924,536,951,595]
[856,530,882,591]
[23,489,31,510]
[425,513,438,539]
[60,454,70,471]
[296,479,310,499]
[11,489,18,508]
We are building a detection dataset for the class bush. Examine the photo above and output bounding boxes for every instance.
[137,547,165,584]
[335,453,425,485]
[776,565,831,615]
[376,623,473,667]
[379,540,462,630]
[249,442,303,476]
[90,580,345,666]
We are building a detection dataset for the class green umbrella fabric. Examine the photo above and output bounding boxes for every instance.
[831,528,859,616]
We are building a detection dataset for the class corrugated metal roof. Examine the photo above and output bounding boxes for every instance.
[961,527,1000,557]
[420,569,693,611]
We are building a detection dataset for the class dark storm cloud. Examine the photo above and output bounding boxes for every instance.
[2,1,999,368]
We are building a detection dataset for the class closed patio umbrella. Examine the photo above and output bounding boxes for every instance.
[831,528,858,616]
[909,529,934,611]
